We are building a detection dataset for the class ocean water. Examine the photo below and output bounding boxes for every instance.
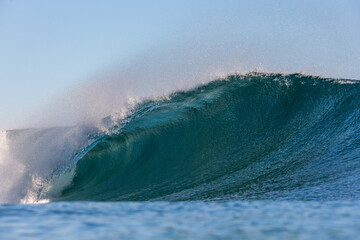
[1,73,360,239]
[1,201,360,240]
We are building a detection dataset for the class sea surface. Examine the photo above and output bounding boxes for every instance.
[1,73,360,239]
[1,201,360,240]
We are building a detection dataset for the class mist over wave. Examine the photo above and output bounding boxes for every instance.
[17,39,346,130]
[1,73,359,204]
[25,43,251,129]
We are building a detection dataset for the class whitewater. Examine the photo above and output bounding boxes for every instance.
[1,73,360,239]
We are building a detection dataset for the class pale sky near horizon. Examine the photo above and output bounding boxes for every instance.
[1,0,360,129]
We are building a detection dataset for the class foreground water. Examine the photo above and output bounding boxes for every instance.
[1,200,360,239]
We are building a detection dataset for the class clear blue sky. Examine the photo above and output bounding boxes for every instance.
[1,0,359,129]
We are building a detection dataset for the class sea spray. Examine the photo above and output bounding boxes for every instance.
[25,42,251,130]
[0,131,25,203]
[0,126,103,203]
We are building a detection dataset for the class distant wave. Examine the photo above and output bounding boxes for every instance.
[1,73,360,203]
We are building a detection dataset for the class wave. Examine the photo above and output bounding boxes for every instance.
[1,73,360,203]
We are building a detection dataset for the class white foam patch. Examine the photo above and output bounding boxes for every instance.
[0,126,98,204]
[336,79,360,85]
[0,131,26,204]
[20,175,50,204]
[0,131,8,165]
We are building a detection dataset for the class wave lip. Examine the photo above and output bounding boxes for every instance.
[2,73,360,203]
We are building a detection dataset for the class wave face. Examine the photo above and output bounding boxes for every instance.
[2,73,360,203]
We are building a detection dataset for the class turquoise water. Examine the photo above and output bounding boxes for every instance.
[1,73,360,239]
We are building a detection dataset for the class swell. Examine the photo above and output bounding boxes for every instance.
[30,73,359,202]
[4,73,360,203]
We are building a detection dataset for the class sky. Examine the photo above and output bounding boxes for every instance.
[0,0,359,129]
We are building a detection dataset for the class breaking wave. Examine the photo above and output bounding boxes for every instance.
[1,73,360,203]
